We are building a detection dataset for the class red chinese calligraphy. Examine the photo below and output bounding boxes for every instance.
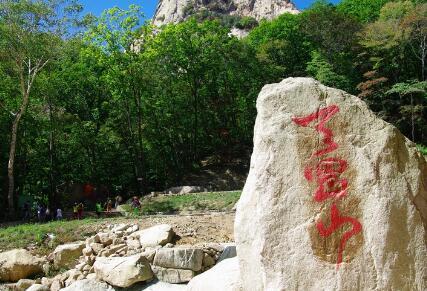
[293,105,362,265]
[292,105,339,157]
[316,203,362,264]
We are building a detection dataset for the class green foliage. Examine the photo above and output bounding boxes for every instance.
[122,191,241,215]
[235,16,258,29]
[0,218,99,255]
[417,144,427,155]
[1,1,427,218]
[337,0,392,23]
[306,51,352,91]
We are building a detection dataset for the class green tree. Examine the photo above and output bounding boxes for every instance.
[337,0,391,23]
[0,0,81,215]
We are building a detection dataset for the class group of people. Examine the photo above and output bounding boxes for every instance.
[22,202,63,222]
[21,194,142,222]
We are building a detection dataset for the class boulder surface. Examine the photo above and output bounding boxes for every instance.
[94,254,153,287]
[187,257,242,291]
[0,249,45,282]
[132,224,174,247]
[52,241,85,269]
[235,77,427,291]
[60,279,115,291]
[153,248,203,271]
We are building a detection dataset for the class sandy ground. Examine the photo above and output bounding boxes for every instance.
[95,212,236,245]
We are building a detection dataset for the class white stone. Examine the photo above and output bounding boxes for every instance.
[187,258,242,291]
[94,254,153,287]
[235,77,427,291]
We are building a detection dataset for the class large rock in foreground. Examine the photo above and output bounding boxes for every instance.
[187,257,242,291]
[94,254,153,287]
[0,249,45,282]
[235,78,427,290]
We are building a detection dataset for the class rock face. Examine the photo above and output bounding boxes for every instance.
[187,257,242,291]
[0,249,45,282]
[152,0,299,26]
[94,254,153,287]
[51,242,85,269]
[151,266,195,283]
[153,248,204,271]
[235,77,427,290]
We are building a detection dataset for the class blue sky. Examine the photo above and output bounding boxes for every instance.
[80,0,341,20]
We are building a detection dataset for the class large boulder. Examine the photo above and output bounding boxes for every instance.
[93,254,153,287]
[235,78,427,290]
[60,279,115,291]
[0,249,45,282]
[131,224,174,247]
[187,258,242,291]
[51,242,85,269]
[153,248,203,271]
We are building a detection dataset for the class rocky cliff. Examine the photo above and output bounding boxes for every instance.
[152,0,299,26]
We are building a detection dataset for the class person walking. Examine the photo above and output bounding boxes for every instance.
[95,202,102,218]
[73,203,78,219]
[23,202,30,221]
[77,202,84,220]
[105,199,113,213]
[45,207,52,221]
[56,207,63,220]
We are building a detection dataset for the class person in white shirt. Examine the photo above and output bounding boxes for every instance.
[56,208,63,220]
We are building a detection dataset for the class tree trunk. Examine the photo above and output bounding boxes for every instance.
[7,93,28,215]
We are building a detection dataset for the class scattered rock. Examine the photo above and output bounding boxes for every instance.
[95,233,113,246]
[153,248,203,271]
[51,242,85,269]
[235,77,427,290]
[132,224,174,247]
[90,243,104,255]
[0,249,45,282]
[187,258,241,291]
[94,254,153,287]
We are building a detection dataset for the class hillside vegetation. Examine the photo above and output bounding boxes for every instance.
[0,0,426,219]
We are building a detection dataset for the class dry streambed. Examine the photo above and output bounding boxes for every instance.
[0,213,237,291]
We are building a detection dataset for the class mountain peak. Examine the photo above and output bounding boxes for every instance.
[153,0,300,26]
